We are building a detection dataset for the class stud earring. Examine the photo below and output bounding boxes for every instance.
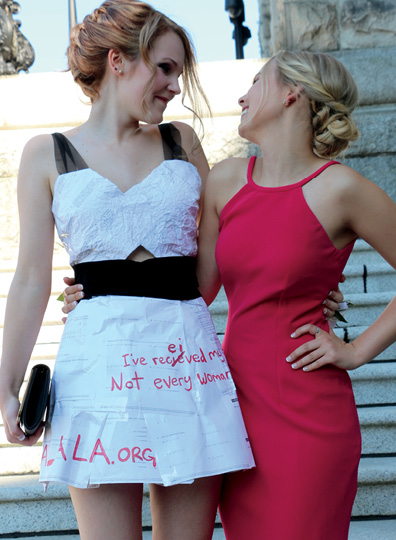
[118,69,123,74]
[282,99,286,104]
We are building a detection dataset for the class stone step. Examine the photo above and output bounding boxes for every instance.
[347,521,396,540]
[349,362,396,406]
[0,458,395,535]
[0,474,78,535]
[342,262,396,294]
[336,292,396,328]
[0,442,44,476]
[6,521,396,540]
[353,456,396,517]
[0,475,166,535]
[342,239,396,295]
[358,406,396,455]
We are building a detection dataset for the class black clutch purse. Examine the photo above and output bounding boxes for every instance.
[17,364,51,436]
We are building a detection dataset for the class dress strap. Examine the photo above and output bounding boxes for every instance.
[247,156,339,188]
[247,156,257,185]
[52,133,89,175]
[53,125,187,174]
[158,123,188,162]
[300,160,340,186]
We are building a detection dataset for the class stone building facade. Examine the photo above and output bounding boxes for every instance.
[258,0,396,54]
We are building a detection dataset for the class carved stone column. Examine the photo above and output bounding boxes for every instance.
[0,0,34,75]
[258,0,396,55]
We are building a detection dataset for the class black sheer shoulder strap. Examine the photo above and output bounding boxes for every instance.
[158,123,188,162]
[52,132,89,175]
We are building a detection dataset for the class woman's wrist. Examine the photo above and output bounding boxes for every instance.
[0,371,22,400]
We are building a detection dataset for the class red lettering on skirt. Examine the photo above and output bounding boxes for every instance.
[72,434,87,462]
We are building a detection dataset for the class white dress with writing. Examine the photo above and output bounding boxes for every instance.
[40,141,254,488]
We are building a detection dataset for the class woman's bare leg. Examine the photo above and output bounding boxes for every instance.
[69,483,143,540]
[150,475,223,540]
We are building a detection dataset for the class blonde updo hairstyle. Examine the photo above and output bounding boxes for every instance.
[67,0,210,124]
[274,51,359,158]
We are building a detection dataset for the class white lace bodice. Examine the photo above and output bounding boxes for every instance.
[52,160,201,265]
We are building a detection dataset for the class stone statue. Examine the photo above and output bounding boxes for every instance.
[0,0,34,75]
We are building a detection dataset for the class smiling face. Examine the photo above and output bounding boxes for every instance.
[238,59,285,141]
[119,30,185,124]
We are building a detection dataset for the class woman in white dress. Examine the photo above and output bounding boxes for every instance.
[0,2,254,539]
[0,2,344,539]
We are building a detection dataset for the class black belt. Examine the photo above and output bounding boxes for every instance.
[72,256,201,301]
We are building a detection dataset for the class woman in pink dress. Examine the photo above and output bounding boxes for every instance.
[196,51,396,540]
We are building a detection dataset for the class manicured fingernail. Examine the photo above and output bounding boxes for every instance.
[290,332,296,338]
[78,292,84,299]
[328,290,333,297]
[291,363,298,369]
[17,434,26,441]
[72,301,77,307]
[323,308,328,315]
[77,284,83,290]
[286,356,292,362]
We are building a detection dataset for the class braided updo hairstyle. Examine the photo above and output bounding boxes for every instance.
[67,0,210,122]
[274,51,359,158]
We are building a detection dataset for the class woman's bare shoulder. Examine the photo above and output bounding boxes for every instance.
[325,162,376,198]
[168,121,196,150]
[203,157,251,216]
[208,157,250,183]
[22,133,54,157]
[19,134,59,186]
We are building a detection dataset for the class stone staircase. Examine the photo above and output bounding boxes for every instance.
[335,241,396,537]
[0,240,396,539]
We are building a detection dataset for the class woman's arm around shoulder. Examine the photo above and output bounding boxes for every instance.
[196,157,248,305]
